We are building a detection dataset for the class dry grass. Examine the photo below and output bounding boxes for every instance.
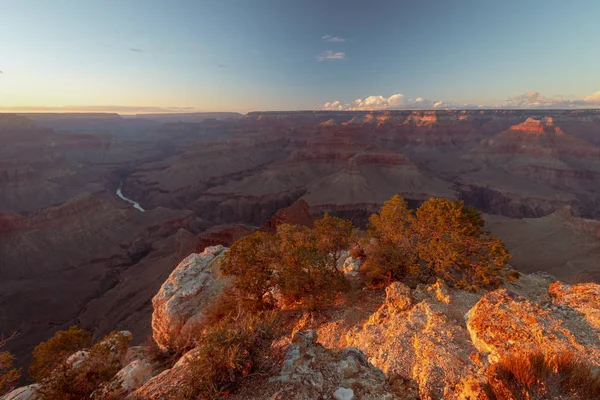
[487,350,600,400]
[36,331,131,400]
[167,311,280,400]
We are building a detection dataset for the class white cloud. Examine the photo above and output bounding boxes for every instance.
[322,35,346,43]
[319,94,450,110]
[584,91,600,103]
[506,91,600,108]
[316,50,346,61]
[319,90,600,110]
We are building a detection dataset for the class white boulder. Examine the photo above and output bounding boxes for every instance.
[151,245,228,351]
[1,384,40,400]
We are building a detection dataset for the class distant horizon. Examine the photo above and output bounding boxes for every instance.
[2,107,600,117]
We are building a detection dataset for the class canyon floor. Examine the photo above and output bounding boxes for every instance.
[1,109,600,375]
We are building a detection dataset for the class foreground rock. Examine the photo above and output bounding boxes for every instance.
[151,245,228,351]
[338,276,600,399]
[346,281,481,399]
[467,283,600,366]
[268,331,396,400]
[0,385,40,400]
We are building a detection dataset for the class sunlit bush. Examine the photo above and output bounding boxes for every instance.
[486,350,600,399]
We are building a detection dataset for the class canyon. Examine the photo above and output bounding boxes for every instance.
[1,109,600,377]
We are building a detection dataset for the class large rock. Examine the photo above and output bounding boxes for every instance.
[93,359,153,399]
[347,282,481,399]
[0,385,40,400]
[548,281,600,330]
[269,331,396,400]
[467,284,600,366]
[129,347,201,399]
[151,245,228,351]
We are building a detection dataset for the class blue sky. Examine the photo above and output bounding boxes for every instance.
[0,0,599,112]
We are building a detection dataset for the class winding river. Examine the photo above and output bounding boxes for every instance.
[116,184,145,212]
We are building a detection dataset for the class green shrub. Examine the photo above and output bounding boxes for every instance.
[221,231,279,311]
[487,350,600,399]
[276,223,349,310]
[29,326,92,382]
[413,198,511,290]
[221,215,354,312]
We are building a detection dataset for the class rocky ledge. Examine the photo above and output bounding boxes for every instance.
[5,247,600,400]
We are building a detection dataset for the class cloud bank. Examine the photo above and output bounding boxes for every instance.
[320,91,600,110]
[316,50,345,61]
[322,94,453,110]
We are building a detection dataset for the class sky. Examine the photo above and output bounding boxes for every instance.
[0,0,599,113]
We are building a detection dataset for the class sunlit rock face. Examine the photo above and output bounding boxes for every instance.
[317,273,600,399]
[151,245,229,351]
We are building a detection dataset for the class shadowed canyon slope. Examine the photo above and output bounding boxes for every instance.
[1,109,600,377]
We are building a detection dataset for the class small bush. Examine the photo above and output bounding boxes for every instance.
[221,215,354,312]
[413,198,511,290]
[276,223,349,310]
[487,350,600,400]
[29,326,92,383]
[0,334,21,396]
[36,331,131,400]
[168,312,279,400]
[361,195,419,287]
[220,231,279,311]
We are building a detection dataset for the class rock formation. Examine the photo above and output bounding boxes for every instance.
[151,245,229,351]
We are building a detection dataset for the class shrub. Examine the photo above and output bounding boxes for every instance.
[168,312,279,400]
[220,231,279,311]
[220,215,354,312]
[413,198,511,290]
[0,333,21,396]
[361,196,419,287]
[487,350,600,399]
[276,223,349,310]
[36,331,131,400]
[313,214,355,271]
[29,326,92,382]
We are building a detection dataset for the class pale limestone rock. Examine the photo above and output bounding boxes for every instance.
[151,245,228,351]
[94,360,153,398]
[129,348,199,400]
[271,331,395,399]
[548,281,600,330]
[341,255,362,277]
[347,281,481,399]
[66,350,88,368]
[0,385,40,400]
[466,288,600,366]
[333,387,355,400]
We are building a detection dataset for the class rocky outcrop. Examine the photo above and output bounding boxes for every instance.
[346,281,481,399]
[260,199,314,233]
[151,245,228,351]
[466,285,600,367]
[337,275,600,399]
[266,330,397,400]
[0,385,40,400]
[195,224,255,250]
[94,359,153,399]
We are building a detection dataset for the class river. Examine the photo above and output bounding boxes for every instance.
[116,184,145,212]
